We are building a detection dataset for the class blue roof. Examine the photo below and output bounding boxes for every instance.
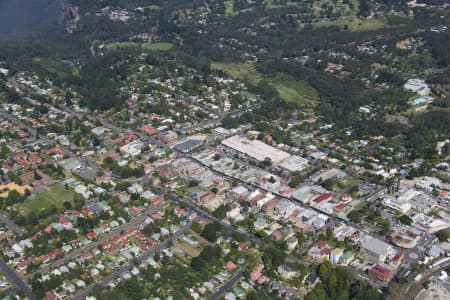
[89,203,100,213]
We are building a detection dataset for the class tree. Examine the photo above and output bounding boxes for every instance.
[379,219,390,235]
[191,245,222,272]
[191,222,202,234]
[262,247,284,268]
[322,179,334,190]
[188,180,198,187]
[212,205,229,219]
[347,210,362,223]
[304,283,327,300]
[367,287,382,300]
[289,171,302,188]
[398,215,413,225]
[326,227,333,239]
[0,144,9,159]
[318,260,333,281]
[201,222,222,242]
[297,232,306,244]
[436,230,450,242]
[7,190,23,205]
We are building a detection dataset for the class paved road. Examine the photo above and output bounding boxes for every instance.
[0,108,38,137]
[70,220,195,300]
[29,204,165,278]
[0,211,26,236]
[0,108,103,179]
[401,261,450,300]
[208,269,244,300]
[184,151,407,250]
[0,259,36,300]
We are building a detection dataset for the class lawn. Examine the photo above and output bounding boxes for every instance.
[105,42,139,50]
[272,73,319,107]
[311,17,387,31]
[265,1,303,10]
[224,1,234,16]
[142,42,173,51]
[212,63,318,107]
[16,183,74,216]
[265,0,358,15]
[332,177,363,194]
[173,240,201,257]
[212,62,261,84]
[106,42,173,52]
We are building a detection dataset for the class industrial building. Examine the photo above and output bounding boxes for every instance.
[278,155,309,172]
[220,135,291,165]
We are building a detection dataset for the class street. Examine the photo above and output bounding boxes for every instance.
[0,211,26,236]
[0,259,36,300]
[28,203,166,279]
[70,220,196,300]
[208,268,244,300]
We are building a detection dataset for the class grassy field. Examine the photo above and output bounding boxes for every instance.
[173,240,201,257]
[212,62,318,107]
[311,17,387,31]
[264,0,358,14]
[332,177,363,194]
[264,0,304,10]
[142,5,160,10]
[142,42,173,51]
[272,73,319,106]
[106,42,173,52]
[224,1,234,16]
[212,62,262,84]
[16,183,74,216]
[106,42,138,50]
[223,1,254,16]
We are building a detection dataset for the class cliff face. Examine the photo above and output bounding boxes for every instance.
[59,0,80,33]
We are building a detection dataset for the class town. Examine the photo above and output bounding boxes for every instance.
[0,0,449,300]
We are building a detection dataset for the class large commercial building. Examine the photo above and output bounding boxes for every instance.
[220,135,291,165]
[278,155,309,172]
[360,235,395,264]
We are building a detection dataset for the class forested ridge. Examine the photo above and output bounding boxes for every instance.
[0,0,449,159]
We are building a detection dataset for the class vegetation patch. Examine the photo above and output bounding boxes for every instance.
[173,240,201,257]
[106,42,173,52]
[311,17,387,31]
[271,73,319,107]
[16,183,74,216]
[224,1,234,16]
[212,63,318,107]
[212,62,262,85]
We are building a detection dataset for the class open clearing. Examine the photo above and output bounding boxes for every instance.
[16,183,75,216]
[173,240,201,257]
[224,1,234,16]
[106,42,173,52]
[310,17,387,31]
[212,63,318,107]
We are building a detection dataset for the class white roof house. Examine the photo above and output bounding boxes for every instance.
[403,78,430,96]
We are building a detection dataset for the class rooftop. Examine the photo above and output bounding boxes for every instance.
[221,135,291,164]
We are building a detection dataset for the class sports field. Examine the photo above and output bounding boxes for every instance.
[16,183,74,216]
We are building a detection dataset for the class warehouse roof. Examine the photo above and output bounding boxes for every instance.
[221,135,291,164]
